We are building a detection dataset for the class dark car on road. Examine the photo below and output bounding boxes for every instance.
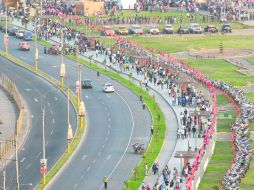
[221,23,232,33]
[204,25,218,33]
[9,28,19,36]
[82,79,92,89]
[177,25,189,34]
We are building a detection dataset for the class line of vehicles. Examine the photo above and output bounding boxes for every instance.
[82,79,115,93]
[101,23,232,36]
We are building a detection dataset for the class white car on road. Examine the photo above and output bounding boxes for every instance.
[103,82,115,93]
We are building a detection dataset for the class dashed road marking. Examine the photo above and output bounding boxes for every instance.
[108,123,110,128]
[86,167,90,171]
[46,141,49,147]
[20,157,26,163]
[80,175,84,180]
[25,88,31,91]
[98,152,101,156]
[106,137,108,141]
[74,184,78,189]
[106,155,111,160]
[26,164,31,170]
[108,130,110,134]
[36,152,41,158]
[81,155,87,160]
[108,117,110,122]
[102,145,105,148]
[51,130,53,135]
[92,159,96,163]
[34,98,38,102]
[53,118,55,124]
[85,96,89,99]
[54,97,58,101]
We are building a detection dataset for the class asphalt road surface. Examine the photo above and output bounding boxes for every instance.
[0,56,77,190]
[0,33,152,189]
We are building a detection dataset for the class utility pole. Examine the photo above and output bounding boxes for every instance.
[4,0,8,56]
[42,109,46,184]
[60,18,66,88]
[15,134,20,190]
[35,16,39,72]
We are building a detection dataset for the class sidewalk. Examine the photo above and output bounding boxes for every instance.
[81,51,204,189]
[0,87,17,141]
[11,19,206,189]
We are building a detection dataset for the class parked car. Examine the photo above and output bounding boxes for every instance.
[9,28,19,36]
[82,79,92,89]
[102,26,115,36]
[204,25,218,33]
[221,23,232,33]
[23,31,33,40]
[103,82,115,93]
[129,25,143,35]
[19,42,30,51]
[163,24,174,34]
[115,26,128,35]
[177,25,189,34]
[147,25,160,35]
[15,30,25,38]
[188,23,203,34]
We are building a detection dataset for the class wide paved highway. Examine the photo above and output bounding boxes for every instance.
[0,56,77,190]
[0,33,152,189]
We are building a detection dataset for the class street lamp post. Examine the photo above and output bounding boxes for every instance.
[15,134,19,190]
[4,0,8,56]
[60,22,66,88]
[67,89,73,154]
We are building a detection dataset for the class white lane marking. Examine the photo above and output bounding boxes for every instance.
[26,164,31,170]
[108,130,110,134]
[92,159,96,163]
[53,118,55,124]
[105,137,108,142]
[48,102,50,106]
[46,141,49,147]
[54,97,58,101]
[52,65,57,68]
[25,88,31,91]
[20,157,26,163]
[21,148,25,151]
[85,96,89,99]
[86,167,90,171]
[80,175,84,180]
[50,110,53,114]
[106,155,111,160]
[107,112,110,117]
[98,152,101,156]
[81,155,87,160]
[36,152,41,158]
[101,101,104,105]
[74,184,78,189]
[31,115,34,118]
[108,123,110,128]
[102,145,105,148]
[34,98,38,102]
[99,92,135,190]
[108,117,110,122]
[51,129,54,135]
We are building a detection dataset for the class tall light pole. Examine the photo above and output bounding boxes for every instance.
[35,16,39,72]
[67,89,73,154]
[4,0,8,56]
[60,20,66,88]
[41,109,46,185]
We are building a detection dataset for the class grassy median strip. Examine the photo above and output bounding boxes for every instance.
[0,51,86,190]
[67,54,166,189]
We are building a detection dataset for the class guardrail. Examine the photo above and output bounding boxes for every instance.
[0,73,26,158]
